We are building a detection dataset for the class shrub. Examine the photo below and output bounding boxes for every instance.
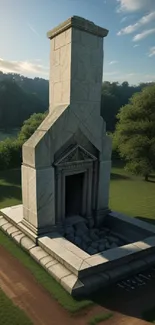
[0,112,47,170]
[18,112,47,143]
[0,138,21,169]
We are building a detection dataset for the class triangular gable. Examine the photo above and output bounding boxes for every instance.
[54,145,97,166]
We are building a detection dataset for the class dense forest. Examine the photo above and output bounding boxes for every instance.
[0,71,154,132]
[0,72,48,130]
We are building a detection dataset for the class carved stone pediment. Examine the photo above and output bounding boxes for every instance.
[54,145,97,166]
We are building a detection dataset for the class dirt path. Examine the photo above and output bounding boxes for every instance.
[0,245,152,325]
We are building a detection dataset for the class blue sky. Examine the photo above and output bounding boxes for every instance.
[0,0,155,84]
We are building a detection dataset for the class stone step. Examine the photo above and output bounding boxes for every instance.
[38,235,90,278]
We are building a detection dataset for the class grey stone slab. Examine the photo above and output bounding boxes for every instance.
[45,260,58,269]
[1,222,12,232]
[144,236,155,247]
[133,240,152,250]
[13,233,25,243]
[40,255,55,266]
[78,261,92,277]
[29,247,48,261]
[61,274,84,295]
[38,236,85,275]
[0,217,8,227]
[105,264,131,281]
[86,254,108,267]
[52,236,90,259]
[11,230,23,238]
[7,226,19,236]
[0,205,23,225]
[48,263,71,282]
[20,236,36,251]
[102,244,141,262]
[18,222,37,242]
[109,211,155,235]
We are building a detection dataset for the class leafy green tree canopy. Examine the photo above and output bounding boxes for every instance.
[114,85,155,181]
[18,112,47,143]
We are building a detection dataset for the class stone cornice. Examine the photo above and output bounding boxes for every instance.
[47,16,109,39]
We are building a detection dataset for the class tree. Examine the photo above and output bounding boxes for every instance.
[101,90,120,131]
[18,112,47,143]
[0,112,47,170]
[114,85,155,181]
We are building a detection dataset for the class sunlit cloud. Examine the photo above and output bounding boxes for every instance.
[148,46,155,57]
[133,44,139,48]
[116,0,155,12]
[133,28,155,41]
[0,58,49,78]
[117,11,155,36]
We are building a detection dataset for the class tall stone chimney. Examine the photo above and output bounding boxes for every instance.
[47,16,108,115]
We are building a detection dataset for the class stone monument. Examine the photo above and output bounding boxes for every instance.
[1,17,155,296]
[21,16,112,236]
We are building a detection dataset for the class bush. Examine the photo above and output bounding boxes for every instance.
[0,112,47,170]
[0,138,21,170]
[18,112,47,143]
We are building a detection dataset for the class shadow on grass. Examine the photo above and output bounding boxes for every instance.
[150,175,155,179]
[0,184,21,203]
[135,216,155,225]
[112,160,125,169]
[0,169,21,186]
[110,173,130,181]
[147,179,155,184]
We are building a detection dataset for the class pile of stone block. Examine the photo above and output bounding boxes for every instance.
[63,217,125,255]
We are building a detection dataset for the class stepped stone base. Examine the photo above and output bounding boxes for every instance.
[1,205,155,296]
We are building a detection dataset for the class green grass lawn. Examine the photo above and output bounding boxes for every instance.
[0,289,33,325]
[0,169,21,209]
[110,162,155,223]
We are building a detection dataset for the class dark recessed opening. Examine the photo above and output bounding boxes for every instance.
[65,173,84,217]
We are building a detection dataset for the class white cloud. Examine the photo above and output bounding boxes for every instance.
[0,58,49,77]
[133,44,139,48]
[117,11,155,35]
[133,28,155,41]
[148,46,155,57]
[109,61,118,65]
[117,0,155,12]
[27,23,39,37]
[120,16,127,23]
